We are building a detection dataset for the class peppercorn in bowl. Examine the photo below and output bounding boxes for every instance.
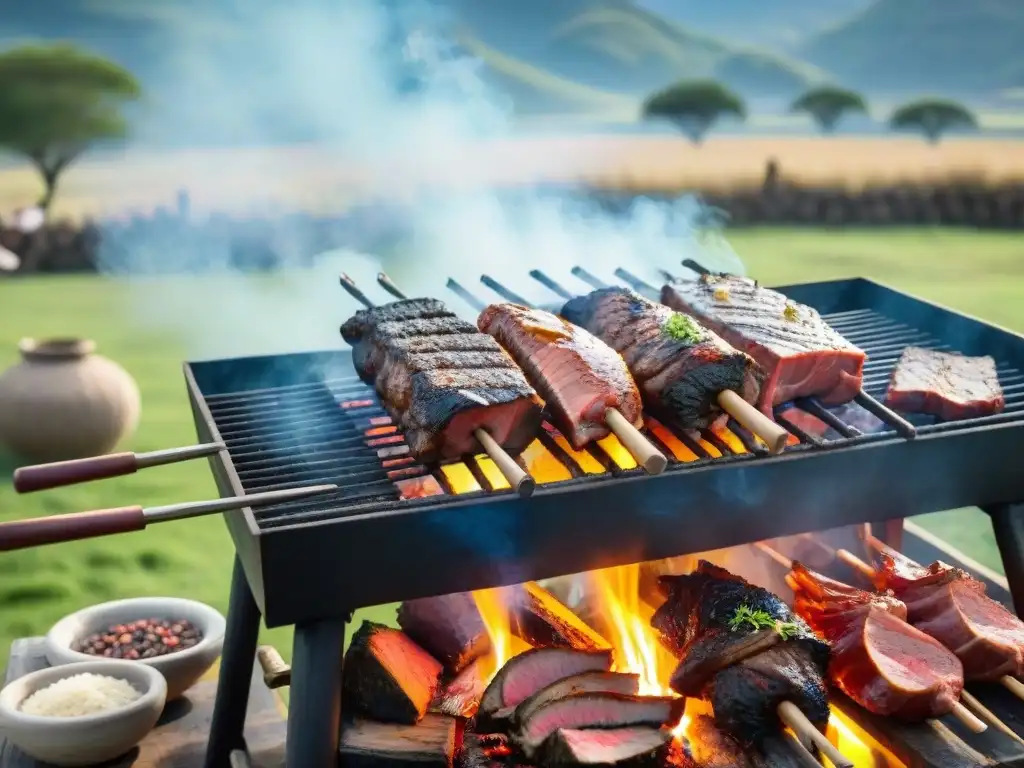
[44,597,226,701]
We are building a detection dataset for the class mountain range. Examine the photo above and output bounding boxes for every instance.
[3,0,1023,141]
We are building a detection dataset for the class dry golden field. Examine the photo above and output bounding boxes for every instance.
[2,135,1023,220]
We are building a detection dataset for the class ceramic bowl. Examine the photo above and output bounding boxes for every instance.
[45,597,226,701]
[0,659,166,766]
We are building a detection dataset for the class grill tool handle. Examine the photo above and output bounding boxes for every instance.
[475,428,535,498]
[0,506,146,552]
[605,408,667,475]
[717,390,790,455]
[257,644,291,689]
[14,453,138,493]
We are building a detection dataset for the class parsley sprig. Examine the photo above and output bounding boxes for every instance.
[729,604,799,640]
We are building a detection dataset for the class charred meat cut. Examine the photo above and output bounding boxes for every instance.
[871,544,1024,680]
[398,592,490,674]
[560,288,763,432]
[513,671,641,728]
[341,298,543,463]
[477,647,615,719]
[787,562,964,720]
[885,346,1004,421]
[508,581,612,653]
[652,561,830,745]
[515,692,684,758]
[543,726,672,765]
[661,275,865,414]
[478,303,644,449]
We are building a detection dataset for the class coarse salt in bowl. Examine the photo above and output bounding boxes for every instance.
[0,660,166,767]
[45,597,226,701]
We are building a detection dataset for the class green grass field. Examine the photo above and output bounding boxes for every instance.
[0,228,1021,674]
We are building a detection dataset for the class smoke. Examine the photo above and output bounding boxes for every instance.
[96,0,746,358]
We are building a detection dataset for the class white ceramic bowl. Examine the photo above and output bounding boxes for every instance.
[45,597,226,701]
[0,659,166,766]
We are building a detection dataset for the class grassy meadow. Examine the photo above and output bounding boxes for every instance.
[2,136,1024,221]
[1,228,1021,674]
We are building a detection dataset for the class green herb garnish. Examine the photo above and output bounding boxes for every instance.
[782,303,799,322]
[729,604,799,640]
[663,313,704,343]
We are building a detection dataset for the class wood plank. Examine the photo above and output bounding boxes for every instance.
[1,638,286,768]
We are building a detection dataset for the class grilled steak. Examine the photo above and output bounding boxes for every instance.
[788,562,963,720]
[477,647,615,719]
[515,692,684,758]
[341,298,543,463]
[561,288,763,432]
[885,346,1004,421]
[513,671,641,728]
[543,726,672,765]
[478,303,644,449]
[661,275,865,414]
[398,592,490,674]
[652,561,830,745]
[872,543,1024,680]
[685,714,808,768]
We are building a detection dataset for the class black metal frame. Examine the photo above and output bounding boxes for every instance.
[188,276,1024,767]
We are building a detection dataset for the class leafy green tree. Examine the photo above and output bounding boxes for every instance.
[0,45,141,212]
[790,85,867,134]
[888,98,978,144]
[642,80,746,144]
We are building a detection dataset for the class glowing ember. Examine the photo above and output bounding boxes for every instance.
[521,440,573,484]
[709,425,747,454]
[368,434,405,448]
[475,455,510,491]
[364,425,397,437]
[645,418,699,462]
[441,462,482,494]
[394,475,445,499]
[544,428,605,474]
[341,399,375,409]
[596,435,638,470]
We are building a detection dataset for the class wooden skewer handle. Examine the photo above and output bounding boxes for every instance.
[835,548,878,579]
[474,429,535,498]
[257,645,291,689]
[1002,675,1024,701]
[0,506,146,552]
[951,702,988,733]
[777,701,854,768]
[716,390,789,455]
[13,452,138,493]
[604,408,667,475]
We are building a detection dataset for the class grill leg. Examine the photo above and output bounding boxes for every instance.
[987,502,1024,615]
[204,557,262,768]
[286,618,346,768]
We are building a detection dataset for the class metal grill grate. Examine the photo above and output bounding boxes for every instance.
[193,270,1024,533]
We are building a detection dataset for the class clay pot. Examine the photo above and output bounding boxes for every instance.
[0,338,141,463]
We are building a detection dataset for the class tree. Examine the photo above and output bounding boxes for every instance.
[888,98,978,144]
[0,45,141,212]
[790,85,867,134]
[641,80,746,144]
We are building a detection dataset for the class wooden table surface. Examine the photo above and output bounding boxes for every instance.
[0,638,286,768]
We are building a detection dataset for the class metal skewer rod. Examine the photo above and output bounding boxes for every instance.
[345,274,534,497]
[759,541,990,735]
[13,442,226,494]
[0,485,338,553]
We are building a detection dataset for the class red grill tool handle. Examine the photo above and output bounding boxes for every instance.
[13,453,138,493]
[0,506,146,552]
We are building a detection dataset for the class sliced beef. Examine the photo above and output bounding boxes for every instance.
[478,303,644,449]
[515,692,684,758]
[661,275,865,414]
[341,621,443,725]
[477,647,615,719]
[341,298,543,463]
[885,346,1004,421]
[685,714,809,768]
[398,592,491,674]
[513,671,641,728]
[561,288,763,432]
[652,561,830,745]
[872,544,1024,680]
[789,561,963,720]
[543,726,672,765]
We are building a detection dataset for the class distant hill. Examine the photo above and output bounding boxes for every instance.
[637,0,871,49]
[799,0,1024,94]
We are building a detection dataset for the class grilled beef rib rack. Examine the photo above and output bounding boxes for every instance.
[183,266,1024,768]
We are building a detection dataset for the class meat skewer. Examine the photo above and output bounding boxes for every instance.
[761,545,988,734]
[833,539,1024,704]
[560,287,791,454]
[662,261,917,439]
[339,275,541,497]
[650,560,854,768]
[0,484,338,552]
[478,302,667,474]
[12,442,226,493]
